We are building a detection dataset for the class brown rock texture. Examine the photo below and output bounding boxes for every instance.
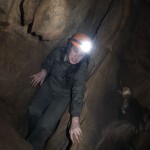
[0,0,150,150]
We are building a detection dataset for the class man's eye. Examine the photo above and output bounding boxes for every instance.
[81,54,84,57]
[74,49,78,53]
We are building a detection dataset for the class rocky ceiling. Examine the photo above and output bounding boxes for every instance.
[0,0,150,150]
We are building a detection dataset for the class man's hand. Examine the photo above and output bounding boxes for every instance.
[30,69,47,87]
[69,117,83,143]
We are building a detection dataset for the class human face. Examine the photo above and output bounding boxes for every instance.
[68,45,85,64]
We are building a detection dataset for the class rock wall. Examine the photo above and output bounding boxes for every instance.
[119,0,150,149]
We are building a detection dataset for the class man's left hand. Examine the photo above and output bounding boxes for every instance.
[69,117,83,143]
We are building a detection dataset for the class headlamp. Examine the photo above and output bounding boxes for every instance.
[70,33,93,55]
[80,41,92,54]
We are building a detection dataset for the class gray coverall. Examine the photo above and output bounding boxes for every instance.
[27,47,88,149]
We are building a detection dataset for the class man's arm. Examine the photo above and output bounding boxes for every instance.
[69,61,88,143]
[41,48,59,73]
[30,48,59,87]
[70,61,88,117]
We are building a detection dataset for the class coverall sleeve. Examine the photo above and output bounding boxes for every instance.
[70,61,88,117]
[41,48,58,73]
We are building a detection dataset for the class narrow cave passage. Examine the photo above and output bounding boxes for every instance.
[0,0,150,150]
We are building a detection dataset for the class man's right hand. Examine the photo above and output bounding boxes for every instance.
[30,69,47,87]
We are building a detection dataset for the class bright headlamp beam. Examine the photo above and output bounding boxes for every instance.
[80,41,92,53]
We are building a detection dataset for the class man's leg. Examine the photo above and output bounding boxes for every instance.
[27,96,70,150]
[28,81,52,132]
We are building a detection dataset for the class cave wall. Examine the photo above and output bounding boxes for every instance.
[0,0,150,150]
[120,0,150,110]
[119,0,150,149]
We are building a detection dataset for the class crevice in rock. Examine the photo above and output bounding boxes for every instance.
[92,0,115,39]
[19,0,25,26]
[27,25,49,41]
[25,1,48,41]
[27,22,32,33]
[27,23,50,41]
[24,16,42,40]
[83,10,90,23]
[87,0,116,80]
[30,32,43,41]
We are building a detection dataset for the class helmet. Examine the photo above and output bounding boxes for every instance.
[70,33,93,54]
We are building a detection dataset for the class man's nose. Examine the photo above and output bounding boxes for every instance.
[74,53,80,60]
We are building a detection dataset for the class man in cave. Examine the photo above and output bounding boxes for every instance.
[26,33,93,150]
